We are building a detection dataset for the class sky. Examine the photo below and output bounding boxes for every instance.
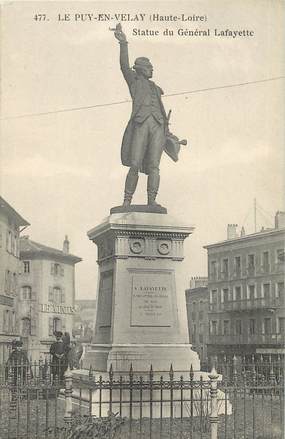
[1,0,284,299]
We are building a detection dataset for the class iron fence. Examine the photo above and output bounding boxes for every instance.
[0,360,284,439]
[208,354,284,384]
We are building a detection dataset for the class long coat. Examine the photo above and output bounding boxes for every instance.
[119,42,168,174]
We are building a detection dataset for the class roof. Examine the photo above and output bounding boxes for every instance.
[204,226,285,250]
[20,237,82,263]
[0,196,30,227]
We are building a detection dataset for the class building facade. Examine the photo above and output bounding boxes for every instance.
[18,236,81,359]
[0,197,30,363]
[185,277,209,368]
[205,212,285,364]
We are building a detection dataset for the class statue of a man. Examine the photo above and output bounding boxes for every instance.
[114,25,168,207]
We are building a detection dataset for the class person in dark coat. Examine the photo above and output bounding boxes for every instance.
[50,331,68,383]
[67,340,83,370]
[6,339,30,385]
[114,24,169,207]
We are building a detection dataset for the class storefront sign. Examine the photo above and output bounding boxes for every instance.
[39,303,77,314]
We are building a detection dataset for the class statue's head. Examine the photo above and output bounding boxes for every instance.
[133,57,153,78]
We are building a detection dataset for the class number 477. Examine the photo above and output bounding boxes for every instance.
[33,14,47,21]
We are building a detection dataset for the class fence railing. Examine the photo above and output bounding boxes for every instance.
[207,354,284,385]
[0,360,284,439]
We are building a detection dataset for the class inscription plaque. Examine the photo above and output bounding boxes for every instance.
[131,271,173,326]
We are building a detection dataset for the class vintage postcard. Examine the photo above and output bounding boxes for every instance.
[0,1,284,438]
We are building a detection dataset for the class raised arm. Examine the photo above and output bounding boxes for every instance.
[114,24,135,88]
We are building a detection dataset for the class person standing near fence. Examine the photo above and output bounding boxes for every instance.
[5,339,30,385]
[50,331,69,383]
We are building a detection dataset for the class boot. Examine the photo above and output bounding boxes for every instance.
[123,168,139,207]
[147,171,160,206]
[147,192,160,206]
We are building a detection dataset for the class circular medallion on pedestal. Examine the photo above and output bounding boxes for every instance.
[157,240,171,255]
[129,239,144,254]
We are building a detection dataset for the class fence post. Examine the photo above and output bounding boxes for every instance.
[64,367,73,424]
[209,366,219,439]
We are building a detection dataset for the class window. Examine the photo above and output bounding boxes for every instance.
[222,288,229,303]
[249,319,255,335]
[222,259,229,278]
[264,318,271,334]
[276,249,284,263]
[210,320,218,335]
[51,263,64,276]
[22,318,31,336]
[4,270,9,293]
[248,254,255,267]
[54,263,60,276]
[223,320,230,335]
[278,318,285,334]
[235,320,242,335]
[210,261,217,279]
[49,287,65,304]
[199,310,204,320]
[23,261,30,273]
[22,286,32,300]
[234,286,242,301]
[53,317,62,333]
[262,283,270,300]
[8,311,13,333]
[248,285,255,300]
[276,282,284,298]
[234,256,241,276]
[211,290,218,310]
[262,252,270,272]
[53,287,62,304]
[247,254,255,275]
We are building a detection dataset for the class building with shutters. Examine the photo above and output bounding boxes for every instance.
[0,197,30,363]
[19,236,82,360]
[204,211,285,364]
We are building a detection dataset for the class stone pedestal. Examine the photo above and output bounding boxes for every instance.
[83,211,200,373]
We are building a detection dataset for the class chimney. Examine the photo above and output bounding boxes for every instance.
[63,235,70,253]
[227,224,238,240]
[240,226,245,237]
[275,211,285,229]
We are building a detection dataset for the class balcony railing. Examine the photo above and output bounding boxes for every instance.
[208,333,285,345]
[209,296,282,312]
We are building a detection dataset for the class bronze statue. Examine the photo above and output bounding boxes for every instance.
[113,24,187,208]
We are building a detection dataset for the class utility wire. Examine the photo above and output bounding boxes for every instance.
[241,206,252,230]
[256,203,274,226]
[1,76,284,121]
